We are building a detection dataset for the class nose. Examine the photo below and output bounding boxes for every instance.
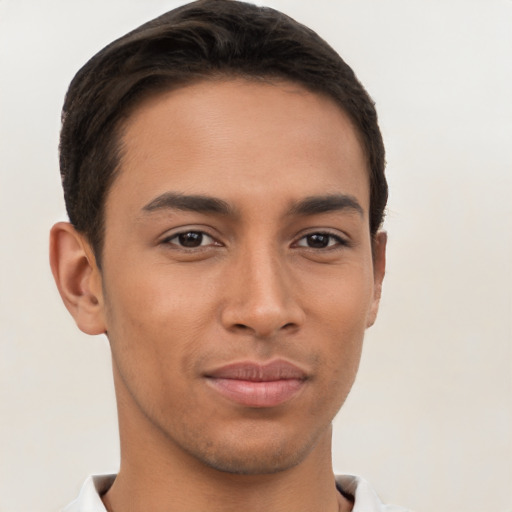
[220,246,305,338]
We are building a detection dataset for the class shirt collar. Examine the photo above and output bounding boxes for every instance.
[63,474,406,512]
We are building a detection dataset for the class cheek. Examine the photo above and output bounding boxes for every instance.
[309,266,374,383]
[313,263,375,332]
[105,260,214,331]
[315,321,365,419]
[101,263,218,388]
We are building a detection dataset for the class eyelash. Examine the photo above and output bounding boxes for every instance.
[162,230,219,249]
[161,230,349,251]
[294,232,349,250]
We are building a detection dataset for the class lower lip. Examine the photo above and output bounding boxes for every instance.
[206,378,305,408]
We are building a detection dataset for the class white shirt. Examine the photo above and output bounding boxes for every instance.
[63,474,411,511]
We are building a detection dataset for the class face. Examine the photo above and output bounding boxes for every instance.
[97,79,385,474]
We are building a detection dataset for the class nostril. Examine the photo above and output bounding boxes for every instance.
[282,322,299,333]
[230,321,299,335]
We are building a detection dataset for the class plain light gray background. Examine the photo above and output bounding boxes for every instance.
[1,1,511,511]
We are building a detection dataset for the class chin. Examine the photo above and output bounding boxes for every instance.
[177,421,331,476]
[195,446,305,476]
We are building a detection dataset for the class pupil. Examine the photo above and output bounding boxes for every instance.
[307,234,329,248]
[179,232,203,247]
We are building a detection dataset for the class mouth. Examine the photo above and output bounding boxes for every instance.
[204,359,308,408]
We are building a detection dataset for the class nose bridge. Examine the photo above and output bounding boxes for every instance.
[245,243,287,306]
[221,238,302,336]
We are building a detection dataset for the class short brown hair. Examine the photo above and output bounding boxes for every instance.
[59,0,387,261]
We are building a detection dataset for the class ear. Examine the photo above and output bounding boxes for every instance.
[49,222,106,335]
[366,231,387,328]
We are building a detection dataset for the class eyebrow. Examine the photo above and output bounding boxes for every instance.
[288,194,364,217]
[141,192,363,219]
[142,192,235,216]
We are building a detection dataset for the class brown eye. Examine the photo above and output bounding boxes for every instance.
[165,231,216,248]
[178,232,203,247]
[296,232,346,249]
[306,233,329,248]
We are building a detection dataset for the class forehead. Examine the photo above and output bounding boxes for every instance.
[110,79,369,216]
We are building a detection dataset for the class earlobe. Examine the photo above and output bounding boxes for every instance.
[49,222,107,335]
[366,231,387,328]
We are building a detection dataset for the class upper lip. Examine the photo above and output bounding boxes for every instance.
[205,359,308,382]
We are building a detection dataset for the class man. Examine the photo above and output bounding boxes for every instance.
[50,1,406,510]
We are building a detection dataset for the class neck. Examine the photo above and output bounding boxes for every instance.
[104,449,351,512]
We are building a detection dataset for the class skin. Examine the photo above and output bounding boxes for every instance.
[50,79,386,512]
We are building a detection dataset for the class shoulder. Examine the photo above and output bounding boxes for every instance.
[62,475,115,512]
[336,474,413,512]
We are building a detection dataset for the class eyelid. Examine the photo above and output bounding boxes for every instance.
[160,227,222,249]
[293,229,351,249]
[167,232,214,246]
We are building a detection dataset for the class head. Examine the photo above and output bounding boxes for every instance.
[51,0,387,478]
[59,0,386,264]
